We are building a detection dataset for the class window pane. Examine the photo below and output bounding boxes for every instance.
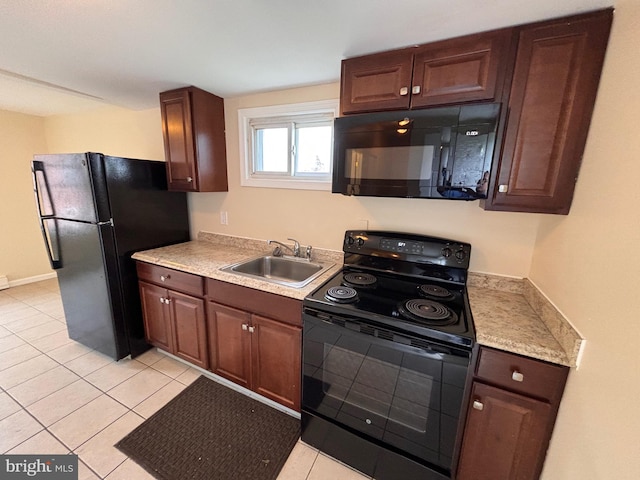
[295,125,332,174]
[256,127,289,172]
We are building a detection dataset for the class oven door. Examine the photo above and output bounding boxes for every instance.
[302,309,470,474]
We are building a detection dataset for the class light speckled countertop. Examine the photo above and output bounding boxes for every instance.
[133,232,581,367]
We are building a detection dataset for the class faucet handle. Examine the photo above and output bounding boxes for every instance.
[305,245,313,259]
[287,238,300,256]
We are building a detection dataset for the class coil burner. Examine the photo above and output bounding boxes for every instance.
[325,286,358,304]
[418,284,454,302]
[398,299,458,326]
[343,272,377,288]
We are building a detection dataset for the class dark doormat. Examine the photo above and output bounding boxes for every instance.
[115,375,300,480]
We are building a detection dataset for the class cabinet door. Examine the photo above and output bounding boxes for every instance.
[250,315,301,412]
[206,302,252,389]
[169,291,208,369]
[139,282,173,352]
[160,89,198,192]
[411,29,512,108]
[340,49,414,114]
[457,382,552,480]
[486,10,612,214]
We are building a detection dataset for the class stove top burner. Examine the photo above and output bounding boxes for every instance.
[325,286,358,304]
[418,284,454,301]
[398,299,458,326]
[343,272,377,288]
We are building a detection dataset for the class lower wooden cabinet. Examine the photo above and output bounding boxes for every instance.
[137,263,208,369]
[456,347,569,480]
[206,300,302,412]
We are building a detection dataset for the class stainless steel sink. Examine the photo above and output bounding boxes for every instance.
[221,255,333,288]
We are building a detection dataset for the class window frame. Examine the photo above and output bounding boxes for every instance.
[238,99,339,190]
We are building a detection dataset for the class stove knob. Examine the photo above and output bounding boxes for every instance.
[346,235,355,245]
[455,249,466,261]
[357,237,365,247]
[442,247,453,258]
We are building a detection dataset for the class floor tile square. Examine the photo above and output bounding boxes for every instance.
[0,334,26,353]
[0,354,59,389]
[48,394,128,450]
[16,320,66,342]
[64,350,114,377]
[3,312,55,332]
[150,355,189,378]
[108,367,171,408]
[7,429,70,454]
[277,440,319,480]
[307,453,371,480]
[8,365,80,406]
[104,458,156,479]
[133,348,164,366]
[46,342,93,364]
[75,411,144,477]
[29,329,74,353]
[0,391,22,421]
[27,379,102,427]
[0,343,41,371]
[84,358,146,391]
[0,409,44,452]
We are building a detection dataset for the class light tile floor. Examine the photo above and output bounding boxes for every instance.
[0,279,369,480]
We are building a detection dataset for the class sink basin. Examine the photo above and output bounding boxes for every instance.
[221,255,333,288]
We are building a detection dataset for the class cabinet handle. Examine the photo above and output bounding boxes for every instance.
[399,87,409,96]
[248,326,255,333]
[186,176,193,183]
[160,297,165,304]
[160,274,170,282]
[472,400,484,411]
[164,297,171,304]
[498,184,508,193]
[511,370,524,382]
[412,85,421,94]
[241,324,248,331]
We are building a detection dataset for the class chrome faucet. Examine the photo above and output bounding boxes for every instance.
[267,238,312,259]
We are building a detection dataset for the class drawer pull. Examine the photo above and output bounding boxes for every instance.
[248,326,255,333]
[241,324,248,331]
[160,274,171,282]
[473,400,484,411]
[160,297,165,304]
[400,87,409,96]
[512,370,524,382]
[412,85,421,94]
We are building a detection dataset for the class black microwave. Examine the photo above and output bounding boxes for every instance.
[332,103,501,200]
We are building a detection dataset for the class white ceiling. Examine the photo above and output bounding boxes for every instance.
[0,0,613,117]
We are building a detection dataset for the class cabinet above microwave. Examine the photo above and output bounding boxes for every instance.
[332,103,500,200]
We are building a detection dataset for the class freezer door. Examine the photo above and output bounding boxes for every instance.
[55,219,128,359]
[32,153,109,223]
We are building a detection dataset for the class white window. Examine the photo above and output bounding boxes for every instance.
[238,99,339,190]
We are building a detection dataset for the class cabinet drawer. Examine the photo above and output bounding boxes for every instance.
[136,262,204,297]
[206,279,302,326]
[475,347,568,402]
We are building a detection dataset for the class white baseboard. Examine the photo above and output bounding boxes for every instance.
[7,272,57,288]
[0,275,9,290]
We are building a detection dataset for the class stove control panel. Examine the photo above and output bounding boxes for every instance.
[344,230,471,268]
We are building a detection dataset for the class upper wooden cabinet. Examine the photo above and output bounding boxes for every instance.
[484,9,613,214]
[160,86,228,192]
[340,28,512,114]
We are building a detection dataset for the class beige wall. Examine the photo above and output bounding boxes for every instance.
[44,106,165,161]
[0,109,51,282]
[534,1,640,478]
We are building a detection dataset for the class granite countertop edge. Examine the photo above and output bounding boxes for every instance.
[132,233,581,368]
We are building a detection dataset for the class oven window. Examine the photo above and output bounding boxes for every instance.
[303,317,469,471]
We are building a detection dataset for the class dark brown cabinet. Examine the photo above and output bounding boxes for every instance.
[456,347,569,480]
[137,263,208,369]
[482,10,613,214]
[160,86,228,192]
[340,29,511,115]
[206,279,302,411]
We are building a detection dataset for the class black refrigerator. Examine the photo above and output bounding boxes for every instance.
[32,152,190,360]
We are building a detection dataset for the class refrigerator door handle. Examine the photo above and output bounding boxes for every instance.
[32,161,62,269]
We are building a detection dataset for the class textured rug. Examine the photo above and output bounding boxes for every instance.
[115,375,300,480]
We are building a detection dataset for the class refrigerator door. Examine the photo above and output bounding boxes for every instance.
[54,218,128,359]
[102,156,190,358]
[32,153,111,223]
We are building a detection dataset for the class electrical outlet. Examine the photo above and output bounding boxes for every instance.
[220,211,228,225]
